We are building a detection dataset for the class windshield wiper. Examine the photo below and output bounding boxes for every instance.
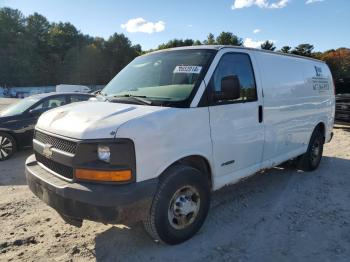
[109,94,153,105]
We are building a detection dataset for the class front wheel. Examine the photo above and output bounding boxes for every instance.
[0,132,16,161]
[298,128,324,171]
[143,164,210,245]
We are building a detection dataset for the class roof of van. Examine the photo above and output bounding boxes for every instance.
[149,45,325,63]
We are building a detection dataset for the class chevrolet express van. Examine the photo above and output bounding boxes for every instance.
[25,46,335,244]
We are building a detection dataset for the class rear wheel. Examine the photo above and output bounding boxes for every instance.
[0,132,16,161]
[298,128,324,171]
[143,164,210,245]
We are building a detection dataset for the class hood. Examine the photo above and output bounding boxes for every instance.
[0,115,17,122]
[36,101,168,139]
[0,115,19,128]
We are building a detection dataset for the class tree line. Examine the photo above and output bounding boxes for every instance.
[0,7,349,87]
[0,7,141,87]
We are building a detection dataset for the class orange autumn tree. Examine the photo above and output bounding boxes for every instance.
[318,48,350,80]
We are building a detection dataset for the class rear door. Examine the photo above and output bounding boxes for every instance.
[207,51,264,184]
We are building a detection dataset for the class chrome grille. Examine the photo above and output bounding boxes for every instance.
[34,131,77,154]
[35,153,74,180]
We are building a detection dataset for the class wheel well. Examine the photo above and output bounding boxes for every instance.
[315,122,326,142]
[161,155,213,189]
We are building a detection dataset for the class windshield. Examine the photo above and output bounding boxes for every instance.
[101,49,216,106]
[0,97,40,117]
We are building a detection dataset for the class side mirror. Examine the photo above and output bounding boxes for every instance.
[214,75,241,102]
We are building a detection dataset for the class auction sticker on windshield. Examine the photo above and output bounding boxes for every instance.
[173,65,202,74]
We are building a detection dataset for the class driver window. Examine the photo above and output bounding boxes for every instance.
[210,53,257,103]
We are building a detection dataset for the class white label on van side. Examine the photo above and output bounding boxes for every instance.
[312,65,329,92]
[173,65,202,74]
[312,77,329,91]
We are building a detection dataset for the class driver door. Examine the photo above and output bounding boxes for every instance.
[208,52,264,185]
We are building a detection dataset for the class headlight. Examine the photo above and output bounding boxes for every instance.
[98,145,110,163]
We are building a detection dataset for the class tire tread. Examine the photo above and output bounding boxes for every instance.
[143,164,209,244]
[298,128,323,171]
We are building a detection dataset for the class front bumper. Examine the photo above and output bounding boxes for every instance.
[25,154,158,226]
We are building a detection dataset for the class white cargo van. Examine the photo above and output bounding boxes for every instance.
[56,84,91,93]
[26,46,335,244]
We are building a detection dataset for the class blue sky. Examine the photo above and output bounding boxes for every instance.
[1,0,349,51]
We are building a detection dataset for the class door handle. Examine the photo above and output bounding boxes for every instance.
[259,105,263,123]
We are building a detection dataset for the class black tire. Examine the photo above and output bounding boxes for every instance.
[298,128,324,171]
[0,132,16,161]
[143,164,210,245]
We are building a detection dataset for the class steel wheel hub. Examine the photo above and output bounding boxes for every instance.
[0,136,13,159]
[168,186,200,230]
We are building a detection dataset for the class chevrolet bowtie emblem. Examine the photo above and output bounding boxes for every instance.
[43,144,53,159]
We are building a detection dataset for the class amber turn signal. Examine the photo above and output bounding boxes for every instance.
[75,169,132,182]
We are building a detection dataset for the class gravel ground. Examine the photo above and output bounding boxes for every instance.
[0,98,350,262]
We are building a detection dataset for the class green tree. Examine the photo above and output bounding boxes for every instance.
[203,33,216,45]
[0,8,26,86]
[48,22,80,58]
[158,39,195,49]
[291,44,314,57]
[216,32,243,46]
[280,46,292,53]
[47,22,81,84]
[104,33,139,82]
[132,44,142,55]
[261,40,276,51]
[24,13,51,85]
[76,44,104,85]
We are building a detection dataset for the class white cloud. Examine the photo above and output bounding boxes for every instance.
[232,0,255,9]
[269,0,289,8]
[253,28,261,34]
[232,0,289,9]
[306,0,324,4]
[244,38,265,48]
[244,38,276,48]
[121,17,165,34]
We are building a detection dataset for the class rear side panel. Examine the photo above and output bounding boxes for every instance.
[254,51,334,167]
[301,61,335,142]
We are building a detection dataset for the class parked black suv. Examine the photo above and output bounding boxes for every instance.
[335,78,350,123]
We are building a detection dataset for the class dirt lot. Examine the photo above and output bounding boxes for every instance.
[0,99,350,262]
